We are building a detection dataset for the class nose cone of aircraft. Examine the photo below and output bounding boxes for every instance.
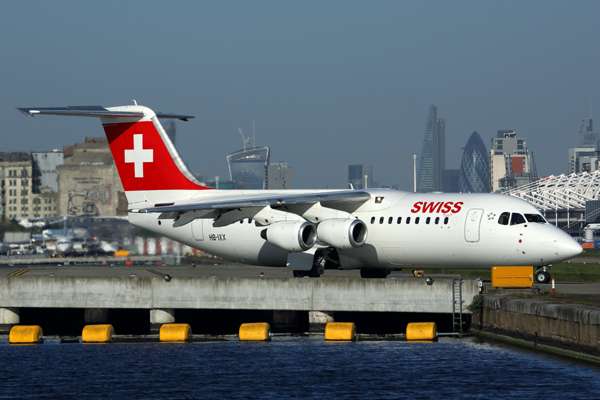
[557,233,583,260]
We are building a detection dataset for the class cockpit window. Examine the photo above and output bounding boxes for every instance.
[498,212,510,226]
[525,214,546,223]
[510,213,526,225]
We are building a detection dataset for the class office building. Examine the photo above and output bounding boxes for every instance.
[568,115,598,174]
[459,131,490,193]
[578,116,596,148]
[416,105,445,192]
[57,137,126,217]
[568,147,599,174]
[489,130,535,192]
[442,169,460,193]
[32,150,64,193]
[265,162,292,189]
[0,152,58,220]
[347,164,373,189]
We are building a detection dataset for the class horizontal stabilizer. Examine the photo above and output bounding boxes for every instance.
[16,106,194,121]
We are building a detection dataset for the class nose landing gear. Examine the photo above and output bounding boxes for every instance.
[535,266,551,284]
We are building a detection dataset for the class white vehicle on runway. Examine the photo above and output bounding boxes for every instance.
[17,104,582,281]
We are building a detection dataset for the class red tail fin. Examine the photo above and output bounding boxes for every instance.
[103,119,209,192]
[17,104,211,200]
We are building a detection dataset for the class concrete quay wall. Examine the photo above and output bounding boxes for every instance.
[0,276,479,313]
[481,296,600,349]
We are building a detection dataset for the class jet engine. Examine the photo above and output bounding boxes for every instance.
[260,221,317,252]
[317,219,367,249]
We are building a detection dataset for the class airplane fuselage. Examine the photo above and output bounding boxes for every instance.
[129,189,579,270]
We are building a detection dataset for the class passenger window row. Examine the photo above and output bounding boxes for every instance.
[370,216,450,225]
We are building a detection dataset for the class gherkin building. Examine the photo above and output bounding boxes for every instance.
[459,131,490,193]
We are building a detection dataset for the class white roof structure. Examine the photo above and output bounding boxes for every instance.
[503,171,600,211]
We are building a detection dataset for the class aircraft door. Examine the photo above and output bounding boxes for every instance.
[191,219,204,241]
[464,208,483,242]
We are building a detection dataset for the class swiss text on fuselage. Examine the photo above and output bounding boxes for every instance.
[410,201,464,214]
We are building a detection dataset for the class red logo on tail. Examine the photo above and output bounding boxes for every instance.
[104,121,210,192]
[125,134,153,178]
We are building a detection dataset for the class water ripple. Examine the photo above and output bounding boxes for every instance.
[0,337,597,399]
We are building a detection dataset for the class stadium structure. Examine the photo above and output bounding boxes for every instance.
[503,171,600,234]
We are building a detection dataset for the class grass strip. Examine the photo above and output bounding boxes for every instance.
[424,261,600,283]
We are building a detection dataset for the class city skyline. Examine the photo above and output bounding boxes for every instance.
[6,106,597,194]
[1,1,599,191]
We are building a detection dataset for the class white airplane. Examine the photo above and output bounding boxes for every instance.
[17,104,582,282]
[42,226,99,256]
[55,236,74,256]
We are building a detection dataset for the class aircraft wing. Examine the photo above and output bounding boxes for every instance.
[129,190,372,227]
[135,190,371,213]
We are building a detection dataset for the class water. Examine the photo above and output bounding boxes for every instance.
[0,337,598,399]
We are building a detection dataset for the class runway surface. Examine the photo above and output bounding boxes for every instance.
[1,261,598,294]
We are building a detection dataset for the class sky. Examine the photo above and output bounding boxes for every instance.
[1,1,599,191]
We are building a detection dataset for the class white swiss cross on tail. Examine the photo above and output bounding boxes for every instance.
[125,134,153,178]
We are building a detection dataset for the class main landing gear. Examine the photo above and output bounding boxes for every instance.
[293,253,326,278]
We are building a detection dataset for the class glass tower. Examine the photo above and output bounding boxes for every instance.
[578,117,596,148]
[417,105,445,192]
[227,146,270,189]
[459,131,490,193]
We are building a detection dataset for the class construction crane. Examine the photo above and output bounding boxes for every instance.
[237,127,250,152]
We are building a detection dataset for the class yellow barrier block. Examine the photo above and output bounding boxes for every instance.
[9,325,43,344]
[406,322,438,341]
[160,323,192,342]
[82,324,115,343]
[324,322,356,341]
[239,323,271,341]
